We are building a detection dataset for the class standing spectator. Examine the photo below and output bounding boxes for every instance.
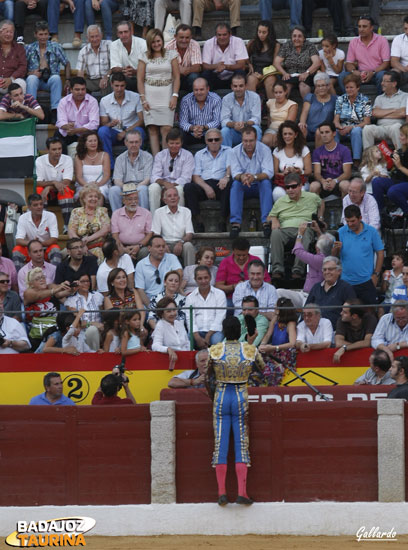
[25,21,70,125]
[17,239,56,298]
[262,81,298,149]
[155,0,192,32]
[232,259,277,319]
[55,76,99,156]
[221,72,261,147]
[354,349,394,385]
[185,128,231,233]
[110,21,146,92]
[193,1,240,41]
[183,246,217,294]
[0,82,44,121]
[96,237,135,294]
[152,187,195,266]
[295,304,333,353]
[229,126,274,239]
[165,24,202,92]
[13,194,61,272]
[76,25,111,95]
[0,20,27,95]
[246,20,280,101]
[149,128,194,213]
[185,265,226,348]
[337,204,384,305]
[137,29,180,156]
[98,73,145,170]
[111,183,153,264]
[341,178,380,231]
[390,17,408,91]
[372,301,408,360]
[202,23,248,90]
[0,245,18,292]
[340,15,390,95]
[74,131,111,203]
[55,237,98,289]
[179,76,221,146]
[85,0,118,41]
[36,136,74,232]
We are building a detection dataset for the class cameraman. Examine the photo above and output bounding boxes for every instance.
[92,367,137,404]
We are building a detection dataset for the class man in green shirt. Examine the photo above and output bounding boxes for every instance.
[238,295,269,347]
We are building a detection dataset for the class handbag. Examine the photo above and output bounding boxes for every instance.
[29,315,57,340]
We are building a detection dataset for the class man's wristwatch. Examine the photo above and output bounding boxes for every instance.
[374,271,381,277]
[296,234,303,239]
[342,344,347,351]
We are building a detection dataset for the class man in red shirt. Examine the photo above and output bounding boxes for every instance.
[92,370,136,404]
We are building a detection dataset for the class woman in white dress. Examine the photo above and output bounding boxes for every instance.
[74,131,111,202]
[137,28,180,156]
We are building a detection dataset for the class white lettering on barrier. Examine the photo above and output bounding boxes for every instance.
[249,392,387,403]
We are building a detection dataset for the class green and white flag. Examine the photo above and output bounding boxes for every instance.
[0,118,36,178]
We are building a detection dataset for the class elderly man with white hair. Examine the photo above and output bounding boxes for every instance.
[341,177,380,231]
[167,349,209,388]
[76,24,111,96]
[295,304,333,353]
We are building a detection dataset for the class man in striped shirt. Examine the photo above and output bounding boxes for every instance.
[165,24,202,92]
[179,77,221,145]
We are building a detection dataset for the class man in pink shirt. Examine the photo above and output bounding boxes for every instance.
[340,15,390,94]
[202,23,248,90]
[55,76,99,155]
[111,182,153,263]
[165,24,202,91]
[17,239,56,298]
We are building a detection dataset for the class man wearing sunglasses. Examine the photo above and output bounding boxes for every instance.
[0,310,31,354]
[268,172,323,280]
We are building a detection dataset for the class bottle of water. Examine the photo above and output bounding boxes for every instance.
[249,210,258,232]
[329,210,336,230]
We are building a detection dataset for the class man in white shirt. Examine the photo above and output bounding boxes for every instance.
[35,136,74,232]
[168,349,208,388]
[76,25,111,96]
[232,259,277,320]
[341,178,380,231]
[12,193,61,272]
[391,16,408,91]
[110,21,146,92]
[96,237,135,295]
[185,265,226,349]
[295,304,333,353]
[152,187,195,266]
[0,312,31,354]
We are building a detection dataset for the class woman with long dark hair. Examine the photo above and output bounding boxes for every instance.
[247,20,280,99]
[74,130,111,202]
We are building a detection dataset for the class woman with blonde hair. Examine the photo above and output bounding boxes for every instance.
[359,145,389,194]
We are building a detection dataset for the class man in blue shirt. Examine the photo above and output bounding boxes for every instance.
[229,126,274,239]
[337,204,384,305]
[29,372,76,406]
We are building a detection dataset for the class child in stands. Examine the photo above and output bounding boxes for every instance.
[360,145,390,194]
[101,309,121,353]
[120,310,146,356]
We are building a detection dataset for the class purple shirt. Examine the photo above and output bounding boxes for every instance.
[202,36,248,80]
[56,93,99,137]
[312,143,352,180]
[346,33,390,72]
[111,206,152,245]
[292,240,324,293]
[0,256,18,290]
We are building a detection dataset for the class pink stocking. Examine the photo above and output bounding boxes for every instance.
[215,464,227,495]
[235,462,248,498]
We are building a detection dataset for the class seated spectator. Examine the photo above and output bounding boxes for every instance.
[148,270,186,330]
[18,239,57,298]
[183,246,217,295]
[120,309,146,356]
[340,15,390,95]
[246,20,280,101]
[76,25,111,96]
[152,296,190,370]
[25,21,70,125]
[29,372,75,405]
[359,145,389,195]
[221,71,261,147]
[15,0,46,43]
[179,77,221,146]
[62,307,102,352]
[98,73,145,171]
[0,272,21,319]
[273,25,320,99]
[0,310,30,354]
[92,370,136,404]
[334,74,371,168]
[318,35,344,94]
[55,76,99,157]
[101,309,120,353]
[382,251,405,310]
[47,0,91,49]
[110,21,146,92]
[74,131,111,204]
[96,237,135,295]
[152,187,195,266]
[372,122,408,216]
[0,20,27,95]
[65,273,104,350]
[215,237,270,309]
[372,301,408,360]
[362,71,407,151]
[202,23,248,90]
[341,178,380,231]
[268,172,323,279]
[310,121,352,200]
[193,0,240,40]
[68,184,111,265]
[55,237,98,289]
[337,204,384,305]
[262,81,298,149]
[0,83,44,121]
[111,183,153,263]
[85,0,118,41]
[229,125,274,239]
[278,224,335,308]
[185,265,226,349]
[0,246,17,292]
[134,234,183,305]
[295,303,333,353]
[388,356,408,399]
[259,296,297,352]
[36,136,74,231]
[391,263,408,303]
[270,120,312,203]
[111,130,152,212]
[13,193,61,272]
[390,17,408,91]
[333,299,378,363]
[185,128,231,233]
[298,72,337,147]
[237,295,269,346]
[149,128,194,214]
[354,349,394,385]
[306,256,356,329]
[165,24,202,92]
[168,348,208,388]
[36,311,79,355]
[232,259,277,320]
[104,268,145,331]
[260,0,301,32]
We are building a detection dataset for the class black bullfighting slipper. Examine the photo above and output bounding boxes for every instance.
[218,494,228,506]
[236,496,253,505]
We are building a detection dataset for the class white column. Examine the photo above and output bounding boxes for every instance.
[150,400,176,504]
